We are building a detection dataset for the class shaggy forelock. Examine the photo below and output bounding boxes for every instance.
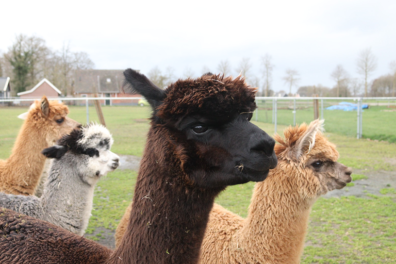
[274,123,338,161]
[34,100,69,116]
[77,123,113,149]
[274,124,309,156]
[157,74,257,123]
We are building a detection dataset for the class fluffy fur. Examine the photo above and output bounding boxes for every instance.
[115,120,352,263]
[0,69,277,264]
[0,96,80,196]
[0,208,112,264]
[0,124,119,235]
[197,119,352,264]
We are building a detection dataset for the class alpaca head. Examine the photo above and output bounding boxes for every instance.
[42,123,119,185]
[123,69,277,189]
[18,96,80,145]
[274,119,352,198]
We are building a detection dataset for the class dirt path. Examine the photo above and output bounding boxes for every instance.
[89,156,396,249]
[324,169,396,198]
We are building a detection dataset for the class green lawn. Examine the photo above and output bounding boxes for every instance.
[1,105,395,263]
[254,100,396,141]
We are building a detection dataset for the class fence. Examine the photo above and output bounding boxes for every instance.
[1,96,396,142]
[254,97,396,142]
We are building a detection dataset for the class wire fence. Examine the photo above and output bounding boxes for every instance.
[1,96,396,142]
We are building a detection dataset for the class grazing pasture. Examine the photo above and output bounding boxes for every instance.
[0,105,395,263]
[255,100,396,141]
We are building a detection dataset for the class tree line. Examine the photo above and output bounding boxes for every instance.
[147,49,396,98]
[0,34,94,96]
[1,35,395,97]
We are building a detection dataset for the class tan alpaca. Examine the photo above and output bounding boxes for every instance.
[115,120,352,264]
[0,96,80,196]
[198,120,352,264]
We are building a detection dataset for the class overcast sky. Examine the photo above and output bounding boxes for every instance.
[2,0,396,93]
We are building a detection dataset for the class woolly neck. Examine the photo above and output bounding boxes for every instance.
[109,126,223,264]
[40,154,96,235]
[5,120,48,193]
[233,165,316,264]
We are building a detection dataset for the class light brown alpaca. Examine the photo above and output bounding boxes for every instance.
[198,119,352,264]
[0,96,80,196]
[116,120,352,264]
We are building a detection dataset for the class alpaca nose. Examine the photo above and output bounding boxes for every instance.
[250,134,276,157]
[343,167,353,183]
[110,157,120,170]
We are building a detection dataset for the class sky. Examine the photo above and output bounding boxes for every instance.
[2,0,396,93]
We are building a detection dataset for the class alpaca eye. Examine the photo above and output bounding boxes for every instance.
[311,161,323,168]
[56,118,64,124]
[192,125,208,134]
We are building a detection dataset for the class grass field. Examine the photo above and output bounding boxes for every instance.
[1,105,396,263]
[255,100,396,142]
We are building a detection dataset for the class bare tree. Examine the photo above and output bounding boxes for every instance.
[282,69,300,95]
[49,44,95,95]
[217,60,231,76]
[250,77,260,93]
[73,52,94,70]
[349,78,362,96]
[356,48,377,97]
[147,66,174,89]
[0,51,3,77]
[260,54,274,97]
[4,34,52,93]
[235,58,252,82]
[0,51,14,79]
[3,35,95,96]
[390,61,396,97]
[331,65,349,97]
[370,75,393,96]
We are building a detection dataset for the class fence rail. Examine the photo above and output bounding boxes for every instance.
[1,97,396,141]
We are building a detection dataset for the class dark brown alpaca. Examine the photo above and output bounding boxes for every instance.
[0,208,112,264]
[0,69,277,264]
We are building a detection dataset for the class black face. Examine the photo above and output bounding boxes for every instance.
[176,112,278,188]
[123,68,277,189]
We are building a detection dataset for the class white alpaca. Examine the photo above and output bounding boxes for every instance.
[0,124,119,235]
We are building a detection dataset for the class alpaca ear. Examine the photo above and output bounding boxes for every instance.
[42,145,68,159]
[18,103,36,120]
[17,112,28,120]
[41,96,50,117]
[293,119,324,160]
[123,69,166,109]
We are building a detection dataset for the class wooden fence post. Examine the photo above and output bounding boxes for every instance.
[313,95,319,120]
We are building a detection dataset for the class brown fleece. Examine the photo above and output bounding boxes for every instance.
[0,72,266,264]
[198,120,351,264]
[115,120,351,264]
[0,96,79,195]
[108,73,258,264]
[158,74,257,122]
[0,208,111,264]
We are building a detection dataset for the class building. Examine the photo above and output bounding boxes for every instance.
[0,77,11,99]
[73,69,141,105]
[17,79,61,105]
